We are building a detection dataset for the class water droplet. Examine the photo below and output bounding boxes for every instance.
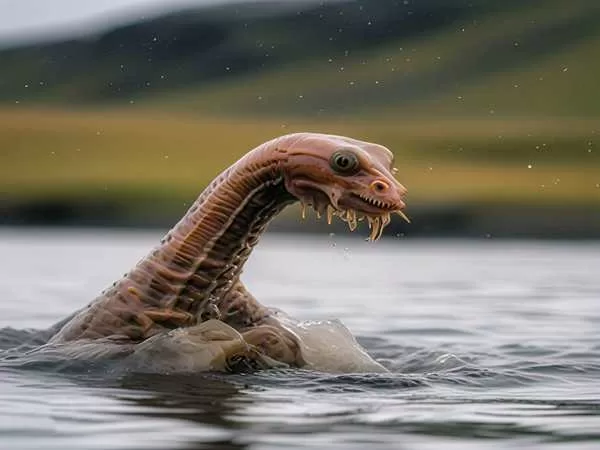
[562,67,568,72]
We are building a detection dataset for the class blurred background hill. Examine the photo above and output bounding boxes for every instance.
[1,0,599,237]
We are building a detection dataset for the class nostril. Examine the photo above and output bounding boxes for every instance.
[370,180,389,193]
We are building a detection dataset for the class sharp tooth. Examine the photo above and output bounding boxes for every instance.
[327,205,334,224]
[381,213,391,228]
[301,202,307,220]
[369,216,381,241]
[315,202,327,219]
[347,209,357,231]
[395,210,411,224]
[375,216,384,240]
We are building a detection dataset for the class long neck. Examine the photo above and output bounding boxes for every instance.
[125,139,294,317]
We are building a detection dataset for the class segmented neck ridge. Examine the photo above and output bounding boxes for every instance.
[124,140,294,318]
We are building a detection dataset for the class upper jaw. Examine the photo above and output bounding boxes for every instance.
[289,181,409,241]
[342,192,405,215]
[290,187,410,241]
[335,191,409,241]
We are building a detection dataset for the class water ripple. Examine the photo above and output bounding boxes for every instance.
[1,231,599,449]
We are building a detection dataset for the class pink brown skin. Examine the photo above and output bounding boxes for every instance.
[48,133,408,369]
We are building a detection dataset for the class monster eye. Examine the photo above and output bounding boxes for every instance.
[330,150,360,175]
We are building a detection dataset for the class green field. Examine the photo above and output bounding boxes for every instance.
[1,0,599,219]
[2,108,598,211]
[141,0,600,118]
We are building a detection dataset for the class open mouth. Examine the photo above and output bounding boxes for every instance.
[286,178,409,241]
[353,193,397,211]
[299,193,410,241]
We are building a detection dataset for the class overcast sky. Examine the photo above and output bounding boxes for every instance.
[0,0,245,44]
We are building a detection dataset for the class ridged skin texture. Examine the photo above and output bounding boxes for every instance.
[48,133,406,369]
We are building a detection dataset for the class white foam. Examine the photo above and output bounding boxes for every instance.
[273,314,388,373]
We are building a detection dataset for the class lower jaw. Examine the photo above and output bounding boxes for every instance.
[298,200,400,241]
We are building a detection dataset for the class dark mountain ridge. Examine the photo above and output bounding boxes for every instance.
[0,0,522,104]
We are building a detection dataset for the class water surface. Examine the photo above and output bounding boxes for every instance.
[1,228,599,449]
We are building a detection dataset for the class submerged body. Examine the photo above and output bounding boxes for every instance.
[45,133,408,373]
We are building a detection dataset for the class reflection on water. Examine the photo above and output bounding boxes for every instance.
[1,228,599,449]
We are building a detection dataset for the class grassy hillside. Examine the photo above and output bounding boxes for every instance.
[1,1,599,234]
[2,108,598,209]
[1,0,599,118]
[144,0,600,118]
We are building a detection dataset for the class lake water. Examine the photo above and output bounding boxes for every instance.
[1,228,599,449]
